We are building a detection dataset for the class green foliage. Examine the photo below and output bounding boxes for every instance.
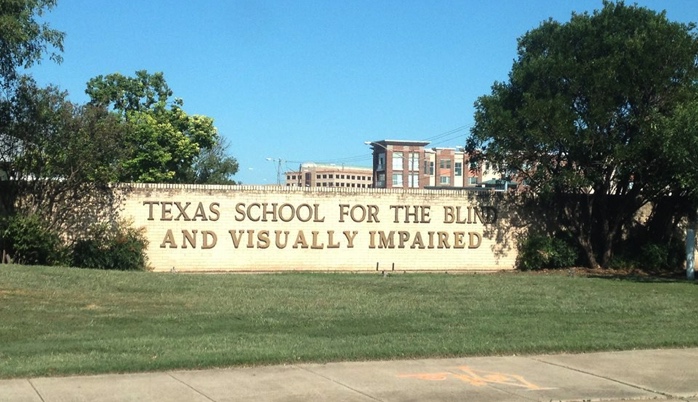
[467,1,698,268]
[71,222,149,271]
[185,136,239,184]
[0,214,64,265]
[85,70,172,113]
[517,234,578,270]
[656,99,698,204]
[0,0,64,88]
[85,70,238,184]
[1,78,127,245]
[3,78,127,183]
[611,238,684,271]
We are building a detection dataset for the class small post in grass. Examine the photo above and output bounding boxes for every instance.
[687,228,695,280]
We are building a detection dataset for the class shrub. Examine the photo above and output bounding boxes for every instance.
[611,236,685,272]
[517,234,578,271]
[631,241,683,271]
[71,222,149,271]
[0,214,65,265]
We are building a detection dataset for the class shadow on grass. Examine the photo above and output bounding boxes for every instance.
[583,269,697,284]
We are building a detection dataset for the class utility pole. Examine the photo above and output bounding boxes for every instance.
[687,228,695,280]
[265,157,283,185]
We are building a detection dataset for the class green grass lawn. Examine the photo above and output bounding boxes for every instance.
[0,265,696,378]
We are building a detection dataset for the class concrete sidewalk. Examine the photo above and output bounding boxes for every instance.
[2,348,697,401]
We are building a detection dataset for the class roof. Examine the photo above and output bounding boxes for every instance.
[367,139,431,147]
[294,162,372,172]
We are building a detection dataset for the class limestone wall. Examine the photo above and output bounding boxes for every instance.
[119,184,522,272]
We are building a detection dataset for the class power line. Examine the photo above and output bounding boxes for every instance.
[277,124,471,169]
[421,125,470,142]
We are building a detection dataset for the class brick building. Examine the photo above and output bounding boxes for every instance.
[284,163,373,188]
[366,139,497,189]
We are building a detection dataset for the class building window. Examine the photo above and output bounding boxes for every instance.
[469,177,478,185]
[408,152,419,171]
[392,173,403,187]
[377,153,386,171]
[408,173,419,188]
[455,162,463,176]
[329,174,333,179]
[392,152,404,171]
[427,161,434,175]
[377,173,386,188]
[440,176,451,185]
[439,159,452,169]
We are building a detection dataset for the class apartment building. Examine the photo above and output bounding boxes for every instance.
[285,163,373,188]
[366,139,498,189]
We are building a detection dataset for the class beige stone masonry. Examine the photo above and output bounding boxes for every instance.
[119,184,520,272]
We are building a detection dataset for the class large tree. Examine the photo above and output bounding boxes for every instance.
[0,77,126,235]
[86,70,238,184]
[466,1,698,269]
[0,0,64,89]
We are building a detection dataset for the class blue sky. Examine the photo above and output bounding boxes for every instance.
[29,1,697,184]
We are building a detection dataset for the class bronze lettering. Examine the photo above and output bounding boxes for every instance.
[312,204,325,222]
[397,231,410,248]
[275,230,290,248]
[453,231,466,249]
[437,231,450,248]
[143,201,159,221]
[174,202,192,221]
[161,202,173,221]
[468,232,482,249]
[246,203,262,222]
[160,229,177,248]
[229,230,244,248]
[327,231,340,248]
[209,202,221,221]
[257,230,270,249]
[343,231,358,248]
[366,205,380,223]
[296,204,313,222]
[234,203,246,221]
[339,204,350,222]
[311,231,324,249]
[202,230,217,249]
[182,230,197,248]
[192,202,208,221]
[263,203,279,222]
[410,232,426,249]
[246,229,255,248]
[293,231,309,248]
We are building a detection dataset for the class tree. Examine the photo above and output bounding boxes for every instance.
[85,70,238,183]
[185,136,239,184]
[0,0,64,89]
[0,77,127,242]
[466,1,698,269]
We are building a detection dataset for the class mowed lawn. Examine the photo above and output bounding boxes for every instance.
[0,265,696,378]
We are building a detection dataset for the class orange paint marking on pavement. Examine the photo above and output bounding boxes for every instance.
[398,365,554,391]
